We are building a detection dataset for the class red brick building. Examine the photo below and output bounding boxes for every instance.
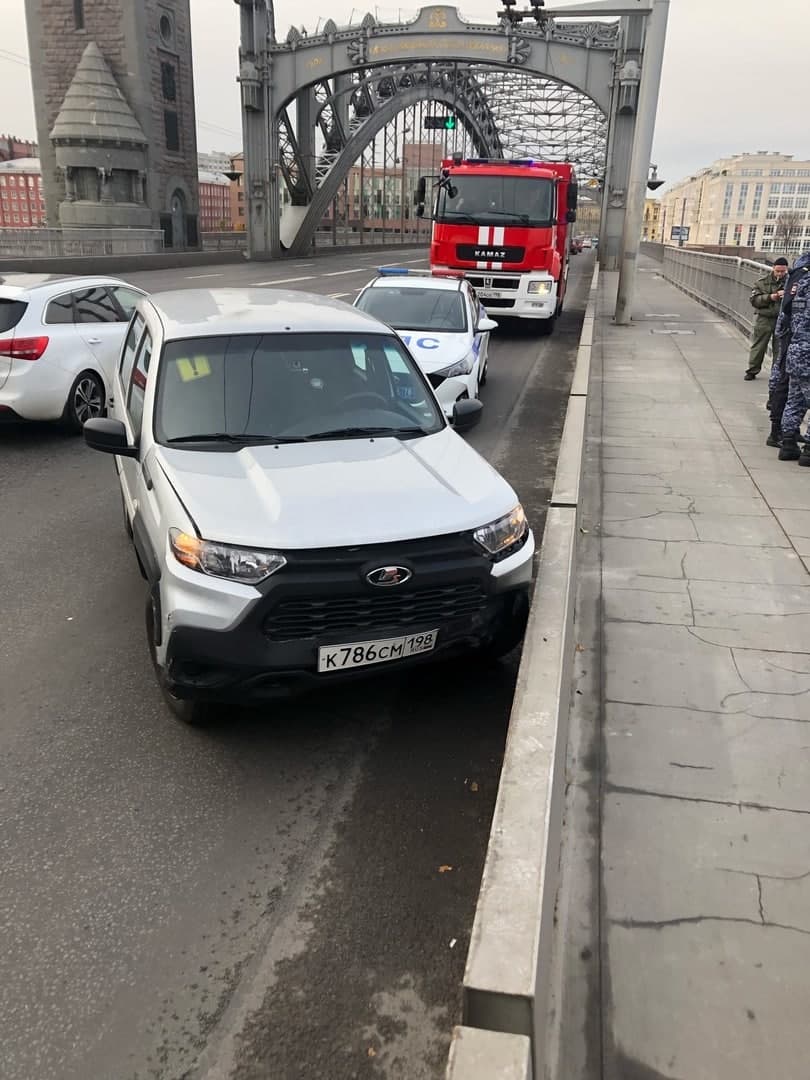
[0,134,38,163]
[0,158,46,227]
[198,171,230,231]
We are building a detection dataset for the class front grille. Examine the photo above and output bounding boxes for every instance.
[482,298,516,309]
[264,582,487,641]
[467,276,521,290]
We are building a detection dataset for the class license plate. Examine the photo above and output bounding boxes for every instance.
[318,630,438,673]
[479,290,500,299]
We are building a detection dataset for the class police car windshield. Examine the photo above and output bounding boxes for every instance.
[437,175,554,228]
[356,286,467,332]
[154,332,444,445]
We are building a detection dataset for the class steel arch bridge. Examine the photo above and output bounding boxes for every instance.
[234,2,665,286]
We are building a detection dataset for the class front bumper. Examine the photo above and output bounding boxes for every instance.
[428,370,478,416]
[459,272,558,321]
[160,529,534,702]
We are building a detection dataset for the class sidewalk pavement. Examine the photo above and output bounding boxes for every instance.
[593,258,810,1080]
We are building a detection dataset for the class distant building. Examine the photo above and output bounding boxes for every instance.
[0,158,46,227]
[25,0,200,247]
[642,198,661,242]
[660,152,810,254]
[198,171,231,231]
[0,135,38,163]
[198,151,234,176]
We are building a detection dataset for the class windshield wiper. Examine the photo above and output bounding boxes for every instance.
[166,432,303,445]
[471,210,530,223]
[304,425,426,441]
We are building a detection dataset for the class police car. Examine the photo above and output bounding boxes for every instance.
[354,267,497,418]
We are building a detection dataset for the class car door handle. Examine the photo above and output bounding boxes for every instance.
[87,337,102,345]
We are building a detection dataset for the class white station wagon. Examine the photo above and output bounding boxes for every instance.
[84,288,534,725]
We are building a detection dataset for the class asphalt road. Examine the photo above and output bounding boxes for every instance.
[0,248,593,1080]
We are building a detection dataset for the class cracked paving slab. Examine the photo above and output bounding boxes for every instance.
[605,922,810,1080]
[605,703,810,811]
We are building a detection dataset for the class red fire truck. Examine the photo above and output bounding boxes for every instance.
[417,157,578,334]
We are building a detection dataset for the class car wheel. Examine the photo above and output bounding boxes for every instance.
[62,370,105,433]
[479,593,530,661]
[145,594,214,727]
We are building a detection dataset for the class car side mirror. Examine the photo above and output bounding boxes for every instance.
[452,398,483,433]
[84,417,139,458]
[476,316,498,333]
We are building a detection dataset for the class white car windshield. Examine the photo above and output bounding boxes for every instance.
[154,331,445,445]
[356,286,467,332]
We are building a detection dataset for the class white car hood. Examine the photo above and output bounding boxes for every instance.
[395,330,471,374]
[155,428,516,550]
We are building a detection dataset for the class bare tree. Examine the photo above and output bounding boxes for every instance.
[774,210,804,250]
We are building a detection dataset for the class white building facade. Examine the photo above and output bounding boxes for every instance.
[660,153,810,255]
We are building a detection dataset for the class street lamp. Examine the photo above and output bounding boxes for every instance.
[679,197,687,247]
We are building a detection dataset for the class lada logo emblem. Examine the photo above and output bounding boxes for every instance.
[366,566,412,587]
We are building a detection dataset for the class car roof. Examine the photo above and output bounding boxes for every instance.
[365,275,465,293]
[0,274,135,301]
[146,287,397,341]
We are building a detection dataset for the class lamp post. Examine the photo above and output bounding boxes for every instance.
[678,197,687,247]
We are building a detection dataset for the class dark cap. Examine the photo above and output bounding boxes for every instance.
[774,257,789,266]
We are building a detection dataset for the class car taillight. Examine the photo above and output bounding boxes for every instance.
[0,336,49,361]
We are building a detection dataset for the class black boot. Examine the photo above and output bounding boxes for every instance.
[766,422,781,448]
[800,443,810,467]
[779,436,801,461]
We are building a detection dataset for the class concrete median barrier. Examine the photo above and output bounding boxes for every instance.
[446,1026,533,1080]
[449,263,598,1079]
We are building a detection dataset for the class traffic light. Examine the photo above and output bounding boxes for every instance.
[424,115,456,130]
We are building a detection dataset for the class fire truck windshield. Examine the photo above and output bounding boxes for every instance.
[436,175,554,228]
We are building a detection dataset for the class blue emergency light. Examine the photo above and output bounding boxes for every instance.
[376,266,410,276]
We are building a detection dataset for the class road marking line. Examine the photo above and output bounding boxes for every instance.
[252,275,315,285]
[323,268,369,276]
[329,292,352,299]
[185,273,224,279]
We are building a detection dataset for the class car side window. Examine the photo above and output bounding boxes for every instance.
[127,328,152,435]
[110,287,142,320]
[119,312,145,385]
[44,293,74,324]
[73,286,119,324]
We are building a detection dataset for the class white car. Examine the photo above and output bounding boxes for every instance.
[354,267,497,418]
[0,275,145,430]
[82,288,534,725]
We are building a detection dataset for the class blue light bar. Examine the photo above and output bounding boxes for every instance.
[376,266,410,276]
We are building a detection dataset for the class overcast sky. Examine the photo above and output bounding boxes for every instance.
[1,0,807,188]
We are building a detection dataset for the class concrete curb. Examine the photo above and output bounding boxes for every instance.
[446,1026,533,1079]
[449,263,598,1080]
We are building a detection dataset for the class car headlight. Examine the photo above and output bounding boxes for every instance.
[169,529,286,584]
[527,280,553,295]
[434,354,474,378]
[474,505,528,557]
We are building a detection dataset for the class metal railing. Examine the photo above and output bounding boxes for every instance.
[0,227,164,258]
[657,247,770,337]
[201,231,246,251]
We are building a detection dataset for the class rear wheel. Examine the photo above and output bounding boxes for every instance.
[61,370,105,433]
[146,593,214,727]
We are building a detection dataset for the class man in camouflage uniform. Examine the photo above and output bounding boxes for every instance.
[778,268,810,464]
[768,252,810,446]
[746,257,789,379]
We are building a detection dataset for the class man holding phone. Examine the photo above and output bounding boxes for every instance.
[745,257,789,379]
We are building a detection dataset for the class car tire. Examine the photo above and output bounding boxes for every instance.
[479,592,530,661]
[62,370,106,433]
[145,594,214,727]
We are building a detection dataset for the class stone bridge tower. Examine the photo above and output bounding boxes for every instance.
[24,0,200,247]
